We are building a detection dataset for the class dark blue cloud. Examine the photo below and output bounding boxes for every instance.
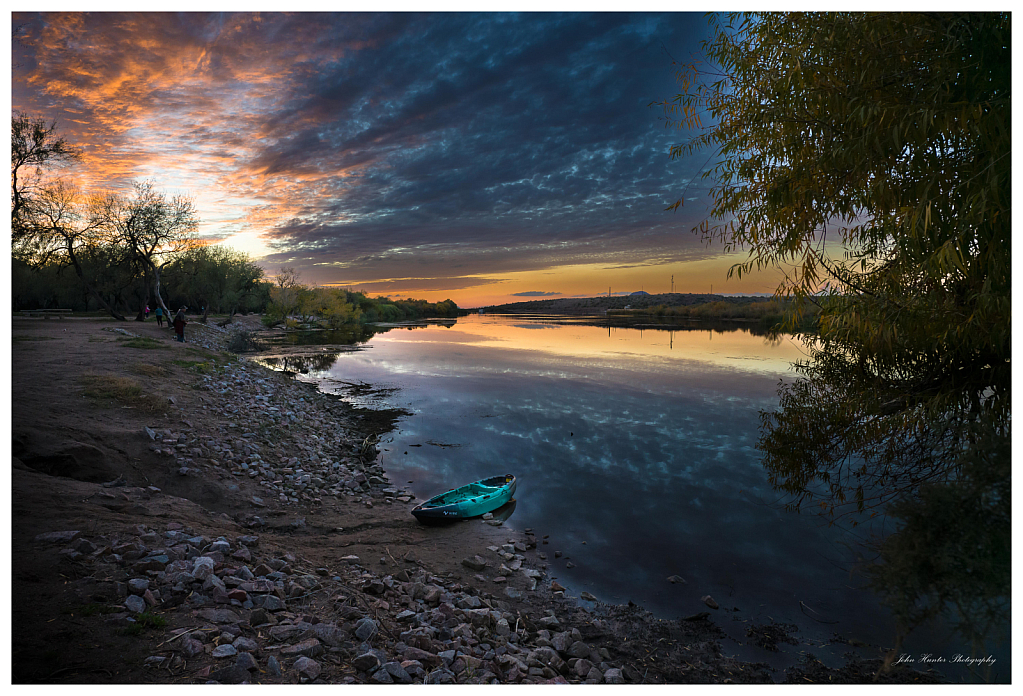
[12,11,720,285]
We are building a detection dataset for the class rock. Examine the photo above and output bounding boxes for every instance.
[574,658,594,677]
[281,638,323,658]
[209,665,251,684]
[580,591,597,602]
[550,581,565,592]
[427,669,455,684]
[352,652,381,672]
[124,595,146,614]
[382,661,413,684]
[293,656,321,682]
[267,656,282,676]
[354,618,378,641]
[35,530,82,544]
[233,636,259,653]
[128,578,150,595]
[403,646,442,668]
[192,556,216,580]
[461,555,487,571]
[538,615,560,629]
[504,587,522,599]
[203,574,227,593]
[260,595,286,612]
[212,644,238,658]
[422,585,443,605]
[667,574,687,584]
[135,555,168,572]
[235,651,258,671]
[495,618,510,636]
[565,561,575,569]
[702,595,720,610]
[532,646,566,673]
[370,669,393,683]
[248,605,270,626]
[604,667,625,683]
[199,608,242,624]
[181,637,204,658]
[312,623,346,646]
[567,641,591,658]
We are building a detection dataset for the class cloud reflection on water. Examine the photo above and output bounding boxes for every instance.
[288,315,1003,676]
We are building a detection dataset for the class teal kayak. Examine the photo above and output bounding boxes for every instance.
[412,474,516,523]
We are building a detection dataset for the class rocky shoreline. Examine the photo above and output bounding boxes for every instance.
[10,316,943,684]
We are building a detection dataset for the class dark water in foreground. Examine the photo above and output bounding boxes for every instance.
[258,314,1009,682]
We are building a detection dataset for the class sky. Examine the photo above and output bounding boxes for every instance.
[10,9,785,307]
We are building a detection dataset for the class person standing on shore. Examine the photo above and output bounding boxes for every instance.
[173,308,187,343]
[155,306,164,326]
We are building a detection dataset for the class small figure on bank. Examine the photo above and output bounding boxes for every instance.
[155,305,164,326]
[145,304,150,319]
[173,308,188,343]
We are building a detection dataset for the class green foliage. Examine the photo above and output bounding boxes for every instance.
[117,611,168,636]
[662,10,1010,508]
[609,298,815,330]
[660,12,1009,649]
[118,337,168,350]
[80,373,167,413]
[162,244,265,317]
[264,276,456,329]
[866,421,1010,662]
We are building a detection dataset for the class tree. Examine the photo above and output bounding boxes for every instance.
[13,179,129,320]
[657,12,1009,655]
[163,244,265,323]
[11,113,82,241]
[264,267,303,325]
[93,180,199,320]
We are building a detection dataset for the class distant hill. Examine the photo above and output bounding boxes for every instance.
[476,292,772,315]
[630,290,650,296]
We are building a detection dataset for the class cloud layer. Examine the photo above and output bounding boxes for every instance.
[13,12,738,302]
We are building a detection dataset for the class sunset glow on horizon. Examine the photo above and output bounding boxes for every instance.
[12,11,785,307]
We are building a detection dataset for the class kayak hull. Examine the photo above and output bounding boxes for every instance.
[412,474,516,523]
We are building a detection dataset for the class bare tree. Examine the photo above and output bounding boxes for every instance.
[11,113,81,241]
[18,180,127,320]
[93,181,199,320]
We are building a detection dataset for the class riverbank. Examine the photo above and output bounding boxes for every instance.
[9,315,942,684]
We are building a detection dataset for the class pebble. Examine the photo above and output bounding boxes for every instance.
[235,651,258,671]
[211,644,238,658]
[124,595,146,614]
[27,338,655,686]
[293,656,321,682]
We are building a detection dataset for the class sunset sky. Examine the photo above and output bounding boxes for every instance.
[11,10,785,307]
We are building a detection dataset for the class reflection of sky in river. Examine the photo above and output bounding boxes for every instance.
[305,315,1007,680]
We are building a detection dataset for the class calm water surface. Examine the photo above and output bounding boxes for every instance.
[273,314,1007,681]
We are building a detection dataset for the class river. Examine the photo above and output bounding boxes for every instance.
[255,313,1008,682]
